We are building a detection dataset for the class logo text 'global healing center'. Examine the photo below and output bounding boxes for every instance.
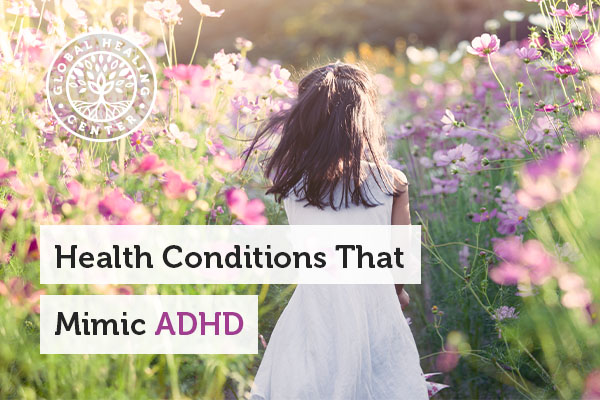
[46,32,157,142]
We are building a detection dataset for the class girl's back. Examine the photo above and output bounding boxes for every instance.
[248,62,428,399]
[283,163,396,226]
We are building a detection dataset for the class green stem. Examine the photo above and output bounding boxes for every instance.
[189,17,204,66]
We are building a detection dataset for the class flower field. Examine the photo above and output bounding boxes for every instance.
[0,0,599,399]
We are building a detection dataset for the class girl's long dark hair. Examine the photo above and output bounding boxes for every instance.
[246,62,401,210]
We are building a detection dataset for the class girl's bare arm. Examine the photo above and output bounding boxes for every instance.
[391,170,410,308]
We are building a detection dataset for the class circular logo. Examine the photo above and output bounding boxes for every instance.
[46,32,156,142]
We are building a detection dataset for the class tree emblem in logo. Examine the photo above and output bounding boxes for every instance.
[46,32,156,142]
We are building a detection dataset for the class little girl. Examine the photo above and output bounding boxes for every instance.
[247,62,428,399]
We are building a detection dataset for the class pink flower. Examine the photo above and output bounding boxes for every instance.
[471,208,497,222]
[489,237,558,286]
[98,189,151,224]
[0,277,45,313]
[162,170,195,199]
[559,273,592,309]
[164,64,205,81]
[435,346,460,372]
[270,65,293,95]
[535,99,574,112]
[167,124,197,149]
[583,370,600,400]
[516,147,587,210]
[496,187,528,235]
[189,0,224,17]
[132,153,167,174]
[44,10,66,41]
[0,158,17,182]
[551,4,588,17]
[235,37,254,52]
[467,33,500,57]
[99,189,135,219]
[573,30,595,49]
[226,188,267,225]
[62,0,88,26]
[555,64,579,77]
[6,0,40,17]
[515,47,541,63]
[231,96,260,115]
[16,28,46,62]
[144,0,182,24]
[440,109,457,133]
[434,143,479,170]
[214,152,244,172]
[116,28,152,47]
[572,112,600,138]
[25,236,39,262]
[575,40,600,73]
[550,29,594,53]
[130,131,153,153]
[92,285,134,295]
[423,176,459,195]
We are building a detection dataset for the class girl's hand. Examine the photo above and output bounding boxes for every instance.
[398,289,410,309]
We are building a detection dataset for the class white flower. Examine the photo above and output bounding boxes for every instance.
[504,10,525,22]
[189,0,224,18]
[441,109,456,132]
[484,19,501,31]
[528,13,550,29]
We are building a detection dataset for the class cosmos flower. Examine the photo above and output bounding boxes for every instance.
[575,39,600,73]
[0,277,45,313]
[189,0,224,18]
[98,189,136,220]
[130,131,153,153]
[467,34,500,57]
[131,153,167,174]
[489,237,558,286]
[270,65,292,95]
[423,176,460,195]
[162,170,195,199]
[583,370,600,400]
[144,0,182,24]
[434,143,479,170]
[515,47,541,63]
[0,158,17,182]
[6,0,40,17]
[558,273,592,309]
[62,0,88,26]
[534,99,574,112]
[213,152,244,172]
[235,37,254,52]
[440,109,457,133]
[164,64,204,81]
[226,188,267,225]
[167,124,197,149]
[516,147,588,210]
[503,10,524,22]
[551,4,588,18]
[471,208,497,223]
[554,64,579,77]
[572,112,600,138]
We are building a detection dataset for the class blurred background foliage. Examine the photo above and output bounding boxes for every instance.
[174,0,537,67]
[169,0,537,68]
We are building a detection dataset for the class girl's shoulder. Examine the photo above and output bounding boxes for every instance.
[364,162,408,193]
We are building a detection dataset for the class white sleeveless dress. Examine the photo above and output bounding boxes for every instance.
[250,169,428,400]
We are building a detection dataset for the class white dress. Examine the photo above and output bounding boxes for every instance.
[250,169,428,400]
